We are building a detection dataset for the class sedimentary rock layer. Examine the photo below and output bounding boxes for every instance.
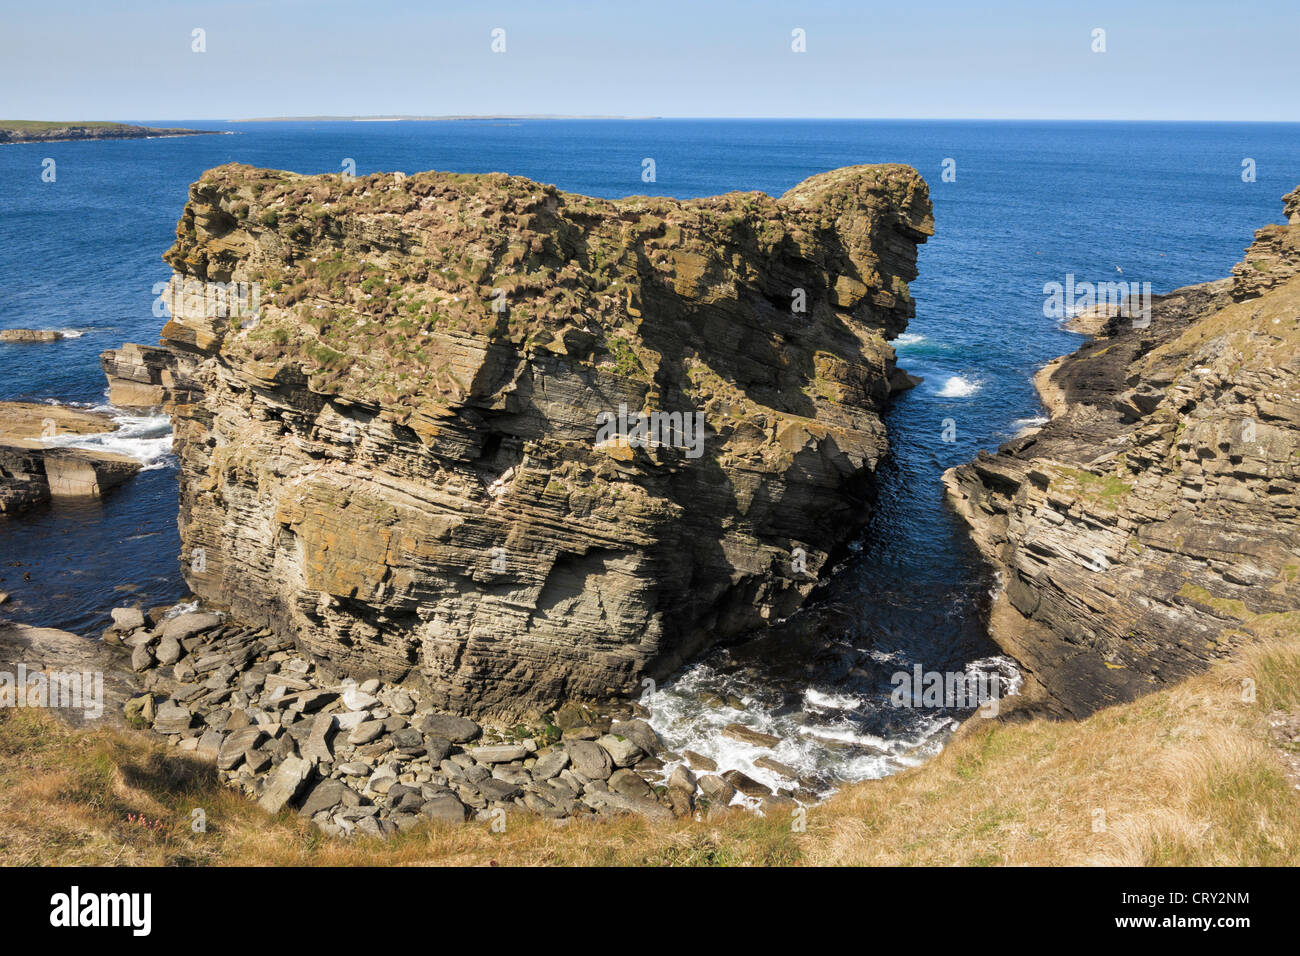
[945,186,1300,717]
[145,161,932,719]
[0,402,140,514]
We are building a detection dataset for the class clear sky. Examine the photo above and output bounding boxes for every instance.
[1,0,1296,122]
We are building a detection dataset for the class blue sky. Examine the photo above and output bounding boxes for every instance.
[1,0,1296,121]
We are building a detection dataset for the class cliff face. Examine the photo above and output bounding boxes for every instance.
[945,186,1300,717]
[144,162,932,719]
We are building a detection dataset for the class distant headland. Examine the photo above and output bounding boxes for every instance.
[0,121,218,144]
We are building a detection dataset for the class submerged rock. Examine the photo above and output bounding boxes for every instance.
[0,329,63,343]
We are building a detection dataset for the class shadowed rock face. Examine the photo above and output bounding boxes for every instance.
[945,186,1300,718]
[139,162,932,719]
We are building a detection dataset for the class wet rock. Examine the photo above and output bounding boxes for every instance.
[721,723,781,749]
[683,750,717,772]
[722,769,772,797]
[753,756,800,780]
[697,774,737,804]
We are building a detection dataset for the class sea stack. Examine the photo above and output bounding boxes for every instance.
[132,162,932,718]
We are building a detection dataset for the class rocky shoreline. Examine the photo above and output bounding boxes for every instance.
[109,602,814,834]
[0,122,217,145]
[944,186,1300,716]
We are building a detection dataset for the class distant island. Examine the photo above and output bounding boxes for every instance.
[0,121,218,144]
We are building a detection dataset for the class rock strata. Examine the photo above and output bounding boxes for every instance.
[126,160,932,718]
[945,186,1300,716]
[0,402,140,514]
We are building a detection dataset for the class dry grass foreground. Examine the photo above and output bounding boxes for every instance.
[2,635,1298,866]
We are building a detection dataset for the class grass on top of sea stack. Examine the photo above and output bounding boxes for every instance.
[1,628,1298,866]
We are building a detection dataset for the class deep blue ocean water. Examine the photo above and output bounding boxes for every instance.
[3,119,1298,785]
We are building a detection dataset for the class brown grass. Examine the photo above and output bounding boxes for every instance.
[2,636,1298,866]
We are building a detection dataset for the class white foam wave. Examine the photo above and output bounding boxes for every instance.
[938,375,981,397]
[803,688,863,711]
[40,410,174,470]
[1010,415,1048,437]
[893,332,926,347]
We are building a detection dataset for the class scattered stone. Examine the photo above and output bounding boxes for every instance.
[124,694,155,724]
[697,774,737,804]
[155,635,183,666]
[596,733,643,768]
[244,749,272,774]
[347,719,385,745]
[683,750,717,772]
[130,643,154,672]
[532,749,570,780]
[416,713,481,743]
[722,769,772,797]
[721,723,782,749]
[257,756,312,813]
[566,740,612,780]
[299,778,348,816]
[420,793,467,823]
[608,768,653,799]
[477,778,522,802]
[300,712,336,764]
[153,700,193,734]
[110,607,146,631]
[218,725,265,770]
[160,611,222,642]
[668,765,697,794]
[341,684,379,711]
[470,744,528,764]
[609,718,662,755]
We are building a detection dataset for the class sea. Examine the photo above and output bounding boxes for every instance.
[3,119,1298,793]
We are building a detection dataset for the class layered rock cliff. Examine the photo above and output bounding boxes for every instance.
[140,162,932,719]
[945,186,1300,717]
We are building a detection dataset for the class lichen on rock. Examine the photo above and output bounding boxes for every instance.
[140,161,932,719]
